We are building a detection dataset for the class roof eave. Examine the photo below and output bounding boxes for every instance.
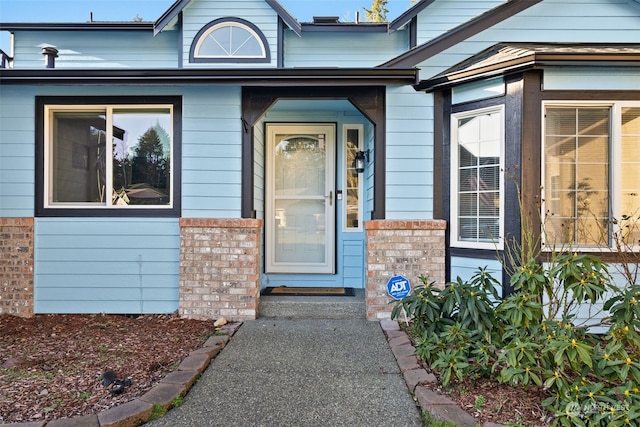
[389,0,436,33]
[416,54,640,92]
[154,0,190,35]
[0,68,418,86]
[153,0,302,36]
[300,23,388,33]
[265,0,302,36]
[380,0,543,68]
[0,22,154,31]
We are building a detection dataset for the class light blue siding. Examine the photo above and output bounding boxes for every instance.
[0,86,35,217]
[385,86,433,220]
[182,0,279,68]
[342,240,365,287]
[181,86,243,218]
[544,68,640,90]
[284,30,408,67]
[12,30,178,69]
[451,256,503,286]
[452,77,506,104]
[34,218,179,314]
[417,0,640,80]
[416,0,505,44]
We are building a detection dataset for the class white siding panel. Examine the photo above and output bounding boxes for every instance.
[34,218,179,314]
[12,30,177,69]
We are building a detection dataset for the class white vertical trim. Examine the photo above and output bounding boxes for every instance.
[342,123,364,232]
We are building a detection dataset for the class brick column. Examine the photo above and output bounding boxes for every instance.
[0,218,35,317]
[364,220,446,320]
[179,218,262,321]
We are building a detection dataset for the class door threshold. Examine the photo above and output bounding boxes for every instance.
[261,286,355,297]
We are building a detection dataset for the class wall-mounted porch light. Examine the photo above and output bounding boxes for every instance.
[354,149,369,174]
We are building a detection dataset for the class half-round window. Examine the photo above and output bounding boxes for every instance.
[190,18,270,63]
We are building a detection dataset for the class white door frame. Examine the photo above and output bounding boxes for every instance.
[265,123,336,274]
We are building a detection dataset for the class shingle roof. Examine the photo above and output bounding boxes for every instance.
[416,42,640,91]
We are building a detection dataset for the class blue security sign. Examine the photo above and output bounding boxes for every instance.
[386,275,411,300]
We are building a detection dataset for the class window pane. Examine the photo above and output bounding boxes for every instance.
[345,128,360,229]
[458,193,478,216]
[454,109,502,245]
[621,108,640,245]
[274,134,326,197]
[112,109,171,206]
[578,108,609,135]
[545,107,610,246]
[546,108,576,135]
[459,218,478,241]
[196,22,265,59]
[546,136,577,160]
[51,111,106,204]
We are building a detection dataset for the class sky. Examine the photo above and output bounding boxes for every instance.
[0,0,417,55]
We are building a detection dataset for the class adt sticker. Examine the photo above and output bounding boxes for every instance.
[386,275,411,300]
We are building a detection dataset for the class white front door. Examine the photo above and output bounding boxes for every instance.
[266,124,335,274]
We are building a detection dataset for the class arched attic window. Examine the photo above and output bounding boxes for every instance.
[190,17,270,63]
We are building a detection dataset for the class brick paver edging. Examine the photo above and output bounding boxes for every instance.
[380,320,507,427]
[3,322,243,427]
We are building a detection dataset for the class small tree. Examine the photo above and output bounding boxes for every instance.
[364,0,388,22]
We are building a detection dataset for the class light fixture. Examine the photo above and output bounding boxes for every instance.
[354,149,369,174]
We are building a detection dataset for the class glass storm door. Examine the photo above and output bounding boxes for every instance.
[266,124,336,274]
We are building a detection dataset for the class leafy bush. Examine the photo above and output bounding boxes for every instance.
[392,255,640,426]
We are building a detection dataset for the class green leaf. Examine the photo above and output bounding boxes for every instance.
[575,344,593,369]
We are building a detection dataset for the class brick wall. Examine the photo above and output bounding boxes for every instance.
[179,218,262,321]
[364,220,446,320]
[0,218,35,317]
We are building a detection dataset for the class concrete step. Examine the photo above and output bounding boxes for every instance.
[258,289,366,319]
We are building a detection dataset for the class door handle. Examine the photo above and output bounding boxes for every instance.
[327,191,333,207]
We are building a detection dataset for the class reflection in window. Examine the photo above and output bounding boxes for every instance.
[344,125,363,230]
[452,107,503,248]
[544,107,609,246]
[47,106,172,208]
[544,104,640,249]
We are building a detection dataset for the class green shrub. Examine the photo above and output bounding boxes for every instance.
[393,254,640,426]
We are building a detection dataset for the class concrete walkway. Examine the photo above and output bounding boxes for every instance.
[146,319,422,427]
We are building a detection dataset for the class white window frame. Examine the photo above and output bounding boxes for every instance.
[450,105,505,250]
[541,100,640,251]
[44,104,174,210]
[342,124,364,232]
[193,21,266,59]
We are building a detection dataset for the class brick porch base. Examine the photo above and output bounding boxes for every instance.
[364,220,446,320]
[0,218,35,317]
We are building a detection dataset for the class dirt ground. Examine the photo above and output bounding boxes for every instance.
[441,377,551,426]
[0,313,218,424]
